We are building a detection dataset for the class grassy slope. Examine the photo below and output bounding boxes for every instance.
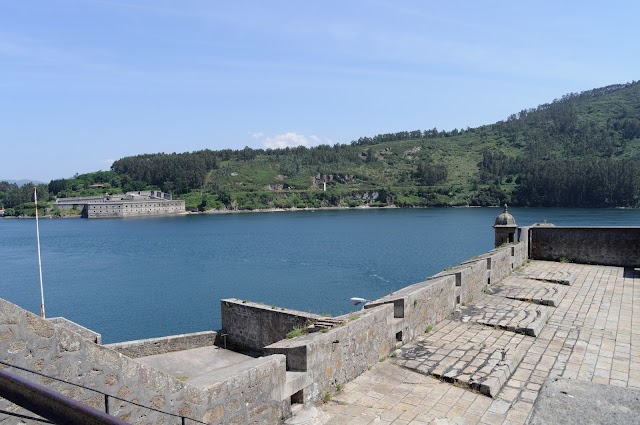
[193,82,640,209]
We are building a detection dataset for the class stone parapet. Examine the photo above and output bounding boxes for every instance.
[0,298,288,424]
[364,240,528,347]
[48,317,102,344]
[264,303,395,404]
[221,299,320,353]
[105,331,216,358]
[529,226,640,266]
[365,276,456,343]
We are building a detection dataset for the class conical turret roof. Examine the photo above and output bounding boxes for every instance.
[493,204,516,227]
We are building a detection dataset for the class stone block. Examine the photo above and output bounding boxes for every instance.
[530,227,640,267]
[221,299,319,353]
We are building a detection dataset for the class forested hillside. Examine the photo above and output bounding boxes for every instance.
[2,81,640,215]
[110,81,640,210]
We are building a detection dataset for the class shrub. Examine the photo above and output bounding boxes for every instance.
[286,327,307,339]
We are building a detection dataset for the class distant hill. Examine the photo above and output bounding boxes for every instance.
[2,179,45,186]
[106,81,640,209]
[4,81,640,216]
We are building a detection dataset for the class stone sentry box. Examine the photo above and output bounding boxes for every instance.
[493,204,518,247]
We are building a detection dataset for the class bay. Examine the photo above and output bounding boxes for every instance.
[0,207,638,343]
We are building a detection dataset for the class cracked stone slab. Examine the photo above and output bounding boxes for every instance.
[515,269,576,285]
[453,299,551,337]
[491,278,568,307]
[396,323,527,398]
[530,378,640,425]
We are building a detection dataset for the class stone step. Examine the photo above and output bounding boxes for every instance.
[431,347,524,398]
[518,270,576,286]
[395,321,530,398]
[492,278,567,307]
[454,299,550,337]
[310,318,345,330]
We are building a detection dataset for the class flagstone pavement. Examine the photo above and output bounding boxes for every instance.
[319,261,640,424]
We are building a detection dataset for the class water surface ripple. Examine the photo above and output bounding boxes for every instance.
[1,208,637,343]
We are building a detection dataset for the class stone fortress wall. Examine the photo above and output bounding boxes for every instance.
[0,303,287,424]
[1,212,639,424]
[528,226,640,267]
[54,190,185,218]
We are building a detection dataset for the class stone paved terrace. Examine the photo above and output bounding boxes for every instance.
[319,261,640,424]
[135,345,256,389]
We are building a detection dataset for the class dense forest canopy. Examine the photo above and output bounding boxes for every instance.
[2,81,640,215]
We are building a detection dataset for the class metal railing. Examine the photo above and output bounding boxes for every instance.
[0,360,208,424]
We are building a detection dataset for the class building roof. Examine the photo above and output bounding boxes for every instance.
[493,204,517,227]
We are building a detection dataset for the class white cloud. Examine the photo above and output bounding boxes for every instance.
[103,158,115,167]
[250,132,334,149]
[264,132,310,149]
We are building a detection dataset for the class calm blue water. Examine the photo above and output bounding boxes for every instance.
[0,208,638,343]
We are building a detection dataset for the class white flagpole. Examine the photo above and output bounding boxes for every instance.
[34,187,46,318]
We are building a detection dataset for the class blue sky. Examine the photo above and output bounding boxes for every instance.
[1,1,638,182]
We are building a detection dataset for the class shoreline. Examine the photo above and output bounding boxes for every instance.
[1,214,83,219]
[189,204,490,215]
[195,204,401,215]
[0,204,474,219]
[3,203,638,220]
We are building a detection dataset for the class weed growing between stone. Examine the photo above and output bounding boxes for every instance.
[286,327,307,339]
